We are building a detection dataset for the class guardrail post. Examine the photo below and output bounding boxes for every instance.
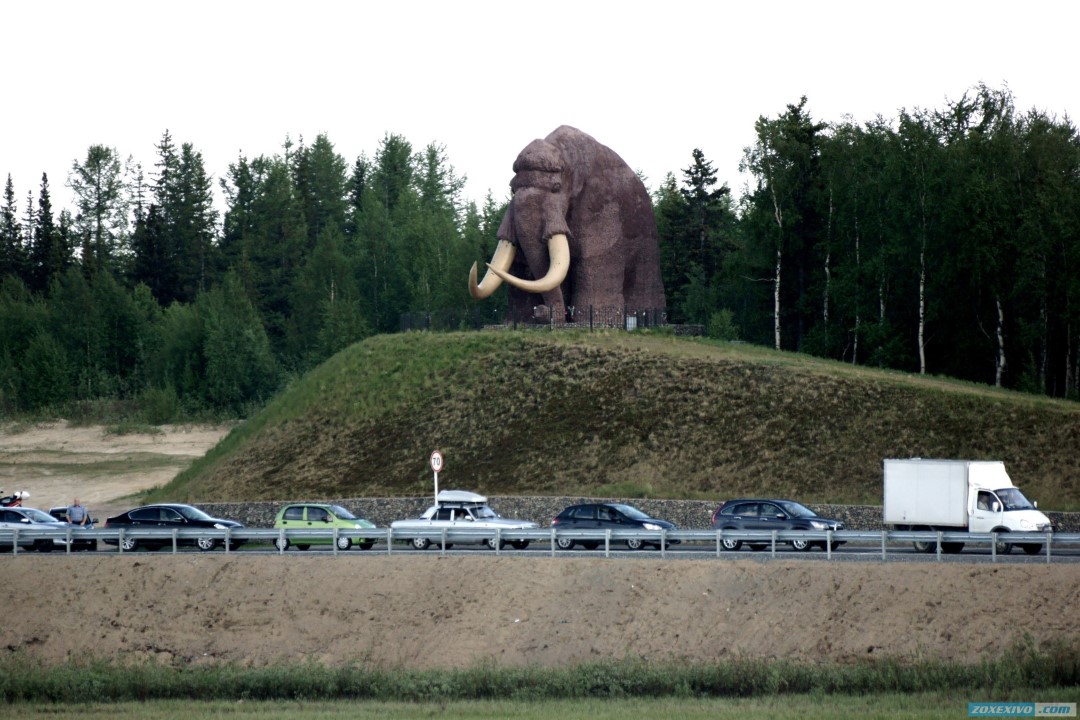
[604,529,611,558]
[278,528,286,554]
[12,529,18,556]
[332,528,339,556]
[386,529,393,555]
[1046,530,1052,564]
[496,528,502,555]
[770,530,777,558]
[225,528,232,554]
[660,529,667,559]
[826,530,833,560]
[882,531,887,561]
[550,528,556,557]
[66,527,73,555]
[118,529,124,554]
[936,532,943,562]
[715,530,721,558]
[440,528,447,555]
[991,532,997,562]
[172,529,178,554]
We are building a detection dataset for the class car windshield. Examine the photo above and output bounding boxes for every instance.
[472,505,498,519]
[21,508,55,523]
[994,488,1035,511]
[174,505,214,521]
[329,505,356,519]
[777,501,818,518]
[610,504,650,520]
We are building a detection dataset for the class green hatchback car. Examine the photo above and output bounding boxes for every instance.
[272,503,377,551]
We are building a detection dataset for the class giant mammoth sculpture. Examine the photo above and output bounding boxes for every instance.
[469,126,665,321]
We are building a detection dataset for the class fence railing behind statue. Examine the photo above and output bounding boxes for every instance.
[399,306,670,332]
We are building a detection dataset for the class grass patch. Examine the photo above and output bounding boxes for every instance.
[2,640,1077,705]
[5,692,1080,719]
[153,331,1080,510]
[103,423,165,437]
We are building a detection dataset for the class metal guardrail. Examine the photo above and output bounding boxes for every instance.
[1,527,1077,562]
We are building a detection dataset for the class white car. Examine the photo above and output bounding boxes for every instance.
[390,490,538,550]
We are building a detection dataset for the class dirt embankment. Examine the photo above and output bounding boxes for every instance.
[3,555,1077,668]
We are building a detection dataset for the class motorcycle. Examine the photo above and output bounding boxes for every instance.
[0,489,30,507]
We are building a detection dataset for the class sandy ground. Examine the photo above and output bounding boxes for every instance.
[2,423,1078,669]
[0,422,231,516]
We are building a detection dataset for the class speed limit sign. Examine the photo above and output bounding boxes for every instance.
[430,450,444,473]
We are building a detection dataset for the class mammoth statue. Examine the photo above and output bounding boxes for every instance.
[469,126,665,320]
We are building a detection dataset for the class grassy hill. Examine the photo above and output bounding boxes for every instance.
[154,331,1080,510]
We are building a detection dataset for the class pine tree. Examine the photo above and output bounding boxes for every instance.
[0,175,25,282]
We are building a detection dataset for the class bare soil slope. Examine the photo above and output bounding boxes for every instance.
[4,555,1078,668]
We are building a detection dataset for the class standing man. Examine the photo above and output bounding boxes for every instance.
[67,498,89,526]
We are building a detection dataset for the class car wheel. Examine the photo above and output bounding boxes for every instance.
[358,542,374,551]
[720,537,742,551]
[1021,544,1042,555]
[335,536,352,551]
[121,536,139,552]
[626,538,645,550]
[274,537,290,551]
[790,538,811,551]
[556,537,575,550]
[411,537,431,550]
[485,537,504,550]
[196,537,218,552]
[296,544,311,551]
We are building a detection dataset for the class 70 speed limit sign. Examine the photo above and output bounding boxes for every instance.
[430,450,444,473]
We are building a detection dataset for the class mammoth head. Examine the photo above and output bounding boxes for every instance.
[468,139,571,300]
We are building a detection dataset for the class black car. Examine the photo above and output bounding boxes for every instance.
[710,498,844,551]
[103,503,245,552]
[551,503,678,550]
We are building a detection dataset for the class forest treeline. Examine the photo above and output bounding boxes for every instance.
[1,83,1077,417]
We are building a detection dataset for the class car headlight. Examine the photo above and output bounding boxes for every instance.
[809,520,828,530]
[213,523,228,530]
[354,524,363,529]
[642,523,661,531]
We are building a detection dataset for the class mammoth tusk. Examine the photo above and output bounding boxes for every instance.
[485,233,570,295]
[469,240,517,299]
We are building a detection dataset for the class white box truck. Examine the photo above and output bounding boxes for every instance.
[883,459,1052,554]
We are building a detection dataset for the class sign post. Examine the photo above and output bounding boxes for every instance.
[429,450,444,503]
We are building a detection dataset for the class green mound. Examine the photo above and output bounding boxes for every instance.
[156,331,1080,509]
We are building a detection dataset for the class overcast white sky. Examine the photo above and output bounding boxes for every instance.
[2,0,1077,216]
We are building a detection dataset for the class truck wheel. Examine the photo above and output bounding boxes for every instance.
[992,530,1012,555]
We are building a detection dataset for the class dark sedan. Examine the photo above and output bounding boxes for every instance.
[710,498,844,551]
[551,503,678,550]
[103,504,245,551]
